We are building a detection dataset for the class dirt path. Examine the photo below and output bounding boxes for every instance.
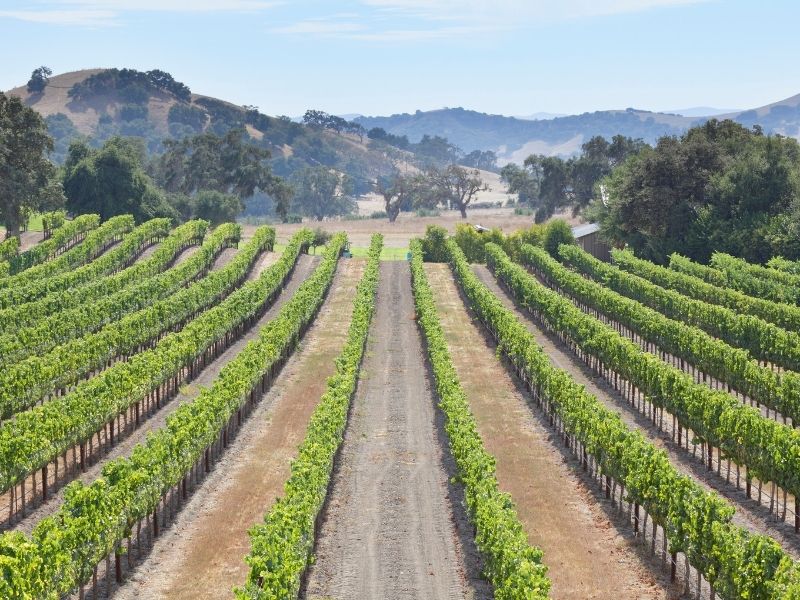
[472,264,800,560]
[304,261,486,600]
[245,247,281,281]
[172,244,199,266]
[426,263,672,599]
[11,250,288,536]
[133,242,160,262]
[112,257,363,600]
[18,231,44,252]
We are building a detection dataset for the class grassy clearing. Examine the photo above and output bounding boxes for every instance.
[0,213,44,235]
[350,245,409,261]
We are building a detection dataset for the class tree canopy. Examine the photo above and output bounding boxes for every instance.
[63,136,175,222]
[423,164,488,218]
[290,166,356,221]
[26,66,52,94]
[588,120,800,263]
[0,92,64,237]
[155,128,282,198]
[501,134,645,222]
[377,171,417,222]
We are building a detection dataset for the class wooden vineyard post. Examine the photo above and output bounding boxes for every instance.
[634,503,640,533]
[796,498,799,533]
[42,465,48,501]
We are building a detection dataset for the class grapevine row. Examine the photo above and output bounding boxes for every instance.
[0,214,134,303]
[0,237,17,263]
[487,242,800,522]
[5,213,99,275]
[611,248,800,332]
[0,227,311,495]
[710,252,800,302]
[238,234,381,599]
[0,234,344,599]
[713,252,800,287]
[409,239,550,599]
[0,219,209,333]
[0,215,162,308]
[0,220,221,367]
[768,256,800,275]
[448,238,800,599]
[0,223,250,415]
[521,244,800,425]
[561,245,800,373]
[40,210,66,239]
[671,253,800,305]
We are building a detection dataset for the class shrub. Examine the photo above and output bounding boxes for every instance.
[421,225,448,262]
[543,219,575,257]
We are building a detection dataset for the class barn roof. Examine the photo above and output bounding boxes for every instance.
[571,223,600,238]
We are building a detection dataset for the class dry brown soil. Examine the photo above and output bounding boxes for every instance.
[112,257,365,599]
[18,231,44,252]
[424,263,671,599]
[471,264,800,588]
[304,261,488,600]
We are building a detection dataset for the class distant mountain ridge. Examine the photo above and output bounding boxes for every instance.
[664,107,741,117]
[356,97,800,162]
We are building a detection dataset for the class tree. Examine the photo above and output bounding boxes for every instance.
[192,190,243,225]
[290,167,356,221]
[534,156,570,223]
[377,172,417,222]
[63,136,175,222]
[155,128,286,201]
[424,164,488,218]
[26,66,52,94]
[0,92,64,237]
[588,119,800,262]
[345,121,366,143]
[500,162,540,204]
[270,179,295,223]
[567,135,646,211]
[413,135,461,167]
[460,149,498,172]
[302,109,329,130]
[367,127,410,150]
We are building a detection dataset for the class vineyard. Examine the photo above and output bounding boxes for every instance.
[3,213,800,600]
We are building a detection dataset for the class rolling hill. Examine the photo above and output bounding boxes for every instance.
[356,97,800,162]
[5,68,402,196]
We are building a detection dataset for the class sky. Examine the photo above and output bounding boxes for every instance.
[0,0,798,118]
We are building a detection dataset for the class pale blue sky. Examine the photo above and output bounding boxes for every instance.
[0,0,797,117]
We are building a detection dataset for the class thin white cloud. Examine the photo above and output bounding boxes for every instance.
[0,0,280,27]
[347,25,494,42]
[272,0,708,42]
[361,0,706,22]
[0,9,115,26]
[272,20,365,34]
[54,0,278,11]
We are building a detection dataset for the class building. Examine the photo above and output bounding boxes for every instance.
[571,223,610,261]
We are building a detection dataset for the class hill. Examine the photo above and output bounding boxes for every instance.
[356,97,800,162]
[5,68,402,198]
